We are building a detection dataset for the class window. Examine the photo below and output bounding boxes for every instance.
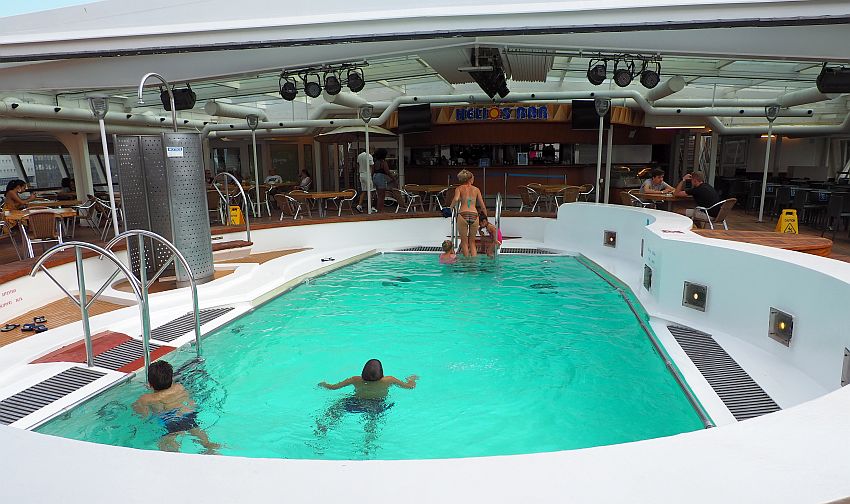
[0,155,22,187]
[18,154,66,188]
[89,155,107,185]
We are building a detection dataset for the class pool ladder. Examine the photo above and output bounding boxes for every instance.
[494,193,503,256]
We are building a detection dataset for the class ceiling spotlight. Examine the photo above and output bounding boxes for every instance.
[587,59,607,86]
[347,68,365,93]
[279,74,298,101]
[613,59,635,87]
[639,61,661,89]
[303,72,322,98]
[324,72,342,95]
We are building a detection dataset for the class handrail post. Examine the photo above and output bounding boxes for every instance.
[137,234,152,378]
[213,172,251,242]
[75,247,94,367]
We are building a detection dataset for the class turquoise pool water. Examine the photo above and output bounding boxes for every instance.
[37,254,704,459]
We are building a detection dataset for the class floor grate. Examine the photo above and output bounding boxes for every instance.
[499,247,557,255]
[0,367,106,425]
[668,325,781,421]
[93,339,162,370]
[393,246,442,252]
[148,307,234,343]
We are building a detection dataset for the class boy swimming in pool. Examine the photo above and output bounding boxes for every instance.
[477,213,502,257]
[316,360,417,450]
[439,239,457,264]
[132,360,220,454]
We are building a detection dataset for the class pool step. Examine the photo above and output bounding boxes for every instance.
[148,307,234,343]
[391,246,561,255]
[668,325,781,421]
[0,367,106,426]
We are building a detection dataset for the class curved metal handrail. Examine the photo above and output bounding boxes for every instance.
[106,229,203,359]
[494,193,503,256]
[137,72,177,133]
[212,172,251,242]
[450,201,459,252]
[30,242,149,375]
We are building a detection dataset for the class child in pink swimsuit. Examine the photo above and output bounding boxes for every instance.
[478,214,502,257]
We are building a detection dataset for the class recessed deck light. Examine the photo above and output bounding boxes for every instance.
[603,230,617,247]
[643,265,652,291]
[682,282,707,311]
[768,307,793,346]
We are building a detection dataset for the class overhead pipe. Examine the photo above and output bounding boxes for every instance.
[203,100,268,121]
[645,76,686,102]
[321,91,369,108]
[0,117,191,135]
[0,98,208,129]
[654,87,839,108]
[706,112,850,136]
[203,91,817,139]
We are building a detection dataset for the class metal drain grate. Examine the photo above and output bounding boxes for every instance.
[668,325,781,421]
[393,246,442,253]
[500,247,557,255]
[148,307,234,343]
[0,367,106,425]
[93,339,162,370]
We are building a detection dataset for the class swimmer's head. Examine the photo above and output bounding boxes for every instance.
[442,240,454,253]
[456,169,473,183]
[362,359,384,381]
[147,360,173,391]
[478,213,489,224]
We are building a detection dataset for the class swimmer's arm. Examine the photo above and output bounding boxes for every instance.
[319,376,358,390]
[388,375,418,389]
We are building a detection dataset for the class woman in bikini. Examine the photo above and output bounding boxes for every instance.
[450,169,487,257]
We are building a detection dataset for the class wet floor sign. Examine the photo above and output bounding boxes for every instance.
[775,209,799,234]
[229,205,245,225]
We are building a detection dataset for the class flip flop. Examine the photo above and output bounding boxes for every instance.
[33,316,47,324]
[34,325,48,333]
[0,323,19,332]
[21,323,36,332]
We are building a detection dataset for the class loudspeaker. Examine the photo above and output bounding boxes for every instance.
[161,85,197,111]
[816,66,850,94]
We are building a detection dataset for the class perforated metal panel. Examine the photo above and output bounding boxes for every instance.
[114,133,214,284]
[163,133,214,283]
[114,135,159,278]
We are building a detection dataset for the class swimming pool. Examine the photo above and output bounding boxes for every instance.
[37,253,705,459]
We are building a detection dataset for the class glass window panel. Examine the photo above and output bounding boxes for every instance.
[89,155,106,185]
[18,154,65,188]
[270,144,299,182]
[0,155,21,187]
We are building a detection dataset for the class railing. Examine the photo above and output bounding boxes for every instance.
[211,172,251,242]
[29,242,149,374]
[494,192,503,256]
[450,201,459,252]
[105,230,203,362]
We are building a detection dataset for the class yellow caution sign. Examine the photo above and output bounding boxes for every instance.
[228,205,244,225]
[775,209,798,234]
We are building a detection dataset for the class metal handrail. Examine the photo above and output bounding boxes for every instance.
[494,192,503,256]
[105,229,203,360]
[212,172,251,242]
[450,201,459,252]
[29,242,149,375]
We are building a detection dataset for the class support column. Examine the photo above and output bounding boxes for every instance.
[772,136,783,177]
[398,133,405,187]
[55,132,93,201]
[708,131,719,186]
[313,141,322,192]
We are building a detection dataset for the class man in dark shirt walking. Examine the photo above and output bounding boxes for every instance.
[674,171,720,224]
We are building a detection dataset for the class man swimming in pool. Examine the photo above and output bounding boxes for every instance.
[316,359,417,452]
[132,360,220,454]
[450,169,487,257]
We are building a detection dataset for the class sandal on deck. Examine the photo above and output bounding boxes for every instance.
[22,323,36,331]
[34,325,48,333]
[1,323,19,332]
[34,316,47,324]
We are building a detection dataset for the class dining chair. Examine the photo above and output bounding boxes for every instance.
[22,210,63,257]
[0,220,22,260]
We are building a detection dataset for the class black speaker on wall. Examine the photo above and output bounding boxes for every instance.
[816,65,850,94]
[571,100,611,130]
[161,85,197,111]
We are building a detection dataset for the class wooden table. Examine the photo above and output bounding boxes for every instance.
[27,199,82,208]
[694,230,833,257]
[639,193,692,211]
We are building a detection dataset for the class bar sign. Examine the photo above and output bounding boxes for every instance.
[166,146,184,158]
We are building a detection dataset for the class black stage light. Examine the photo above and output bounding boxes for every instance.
[161,83,196,111]
[279,75,298,101]
[613,58,635,87]
[303,72,322,98]
[324,72,342,95]
[639,61,661,89]
[587,59,607,86]
[347,68,365,92]
[816,63,850,94]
